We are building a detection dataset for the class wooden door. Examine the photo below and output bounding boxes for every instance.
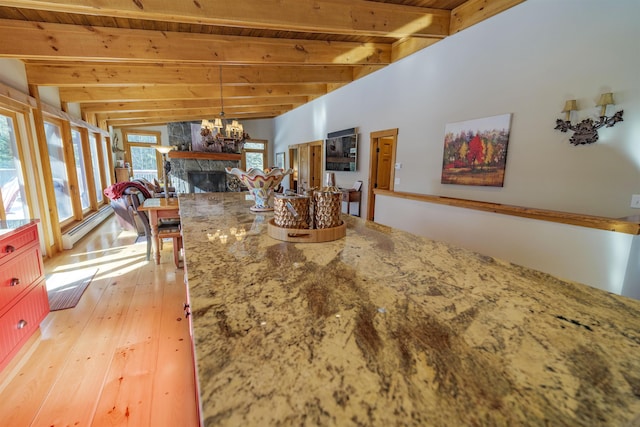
[289,140,322,192]
[309,141,323,189]
[288,147,298,191]
[298,143,310,191]
[367,129,398,221]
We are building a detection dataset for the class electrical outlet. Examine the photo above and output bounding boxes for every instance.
[394,178,400,185]
[631,195,640,208]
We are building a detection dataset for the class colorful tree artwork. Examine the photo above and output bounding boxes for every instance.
[441,113,512,187]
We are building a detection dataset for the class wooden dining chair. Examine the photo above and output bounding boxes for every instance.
[126,191,182,268]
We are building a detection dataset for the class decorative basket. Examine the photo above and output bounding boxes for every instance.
[274,194,310,229]
[314,190,342,229]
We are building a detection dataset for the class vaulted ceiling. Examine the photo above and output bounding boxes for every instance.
[0,0,523,129]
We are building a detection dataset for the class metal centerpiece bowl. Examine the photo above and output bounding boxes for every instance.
[225,167,293,212]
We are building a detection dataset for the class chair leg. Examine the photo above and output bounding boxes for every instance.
[172,236,183,268]
[146,234,151,261]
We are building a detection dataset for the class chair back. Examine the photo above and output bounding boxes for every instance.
[125,190,152,260]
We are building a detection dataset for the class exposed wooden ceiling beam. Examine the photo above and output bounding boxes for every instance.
[0,1,527,126]
[0,19,390,65]
[24,63,356,86]
[106,111,282,127]
[451,0,525,34]
[59,84,327,103]
[0,0,450,38]
[80,96,311,114]
[391,37,441,62]
[97,104,297,121]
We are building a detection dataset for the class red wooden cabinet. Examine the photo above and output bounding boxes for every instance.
[0,221,49,371]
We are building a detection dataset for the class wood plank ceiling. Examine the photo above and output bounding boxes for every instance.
[0,0,524,129]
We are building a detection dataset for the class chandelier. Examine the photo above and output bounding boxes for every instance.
[200,66,248,153]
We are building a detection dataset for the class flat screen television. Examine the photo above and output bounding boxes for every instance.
[325,128,357,172]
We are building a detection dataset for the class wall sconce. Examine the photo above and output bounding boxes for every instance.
[554,92,624,145]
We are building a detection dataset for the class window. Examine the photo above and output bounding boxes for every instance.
[71,128,90,210]
[124,130,162,182]
[102,136,113,188]
[242,140,268,171]
[0,111,29,221]
[89,133,104,204]
[45,121,73,222]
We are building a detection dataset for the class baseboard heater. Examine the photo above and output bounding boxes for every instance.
[62,205,114,250]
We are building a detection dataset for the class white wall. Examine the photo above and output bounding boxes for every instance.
[242,118,275,165]
[274,0,640,219]
[272,0,640,298]
[0,59,28,92]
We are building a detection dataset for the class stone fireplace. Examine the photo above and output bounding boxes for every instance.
[188,171,227,193]
[168,152,242,194]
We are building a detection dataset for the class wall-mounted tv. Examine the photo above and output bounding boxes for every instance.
[325,128,357,172]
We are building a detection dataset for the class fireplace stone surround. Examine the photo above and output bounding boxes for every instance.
[168,152,242,194]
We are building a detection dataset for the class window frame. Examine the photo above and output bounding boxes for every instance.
[44,118,76,227]
[70,126,95,214]
[123,129,163,180]
[89,132,107,206]
[0,107,32,222]
[241,139,268,171]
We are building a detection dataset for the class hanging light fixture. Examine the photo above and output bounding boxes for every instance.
[200,66,247,153]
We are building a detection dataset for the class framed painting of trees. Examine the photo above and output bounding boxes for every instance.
[441,113,512,187]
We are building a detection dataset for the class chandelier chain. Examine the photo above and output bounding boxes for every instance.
[219,65,225,119]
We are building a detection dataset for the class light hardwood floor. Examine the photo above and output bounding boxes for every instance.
[0,216,200,426]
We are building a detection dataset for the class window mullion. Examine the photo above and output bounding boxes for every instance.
[81,128,98,211]
[61,121,82,221]
[95,133,107,203]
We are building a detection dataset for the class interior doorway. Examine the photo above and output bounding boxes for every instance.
[367,128,398,221]
[288,140,322,192]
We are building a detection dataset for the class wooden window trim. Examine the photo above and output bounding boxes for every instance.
[122,129,162,178]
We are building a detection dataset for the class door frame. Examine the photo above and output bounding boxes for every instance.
[367,128,398,221]
[309,140,323,189]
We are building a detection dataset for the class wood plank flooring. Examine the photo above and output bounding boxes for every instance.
[0,216,199,426]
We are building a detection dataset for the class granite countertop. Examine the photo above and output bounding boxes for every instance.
[179,192,640,427]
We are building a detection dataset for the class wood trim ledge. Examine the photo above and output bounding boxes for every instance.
[374,189,640,235]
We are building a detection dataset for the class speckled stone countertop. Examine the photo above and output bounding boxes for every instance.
[179,192,640,427]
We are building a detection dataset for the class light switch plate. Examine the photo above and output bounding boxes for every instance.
[631,195,640,208]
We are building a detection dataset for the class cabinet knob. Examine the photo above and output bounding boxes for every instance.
[5,245,15,253]
[17,319,27,329]
[10,277,20,286]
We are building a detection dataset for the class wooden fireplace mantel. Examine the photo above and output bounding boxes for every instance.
[168,151,241,161]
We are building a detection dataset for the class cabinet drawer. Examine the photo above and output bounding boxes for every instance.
[0,279,49,369]
[0,245,44,309]
[0,223,39,263]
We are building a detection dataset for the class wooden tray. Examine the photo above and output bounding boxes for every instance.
[267,218,346,243]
